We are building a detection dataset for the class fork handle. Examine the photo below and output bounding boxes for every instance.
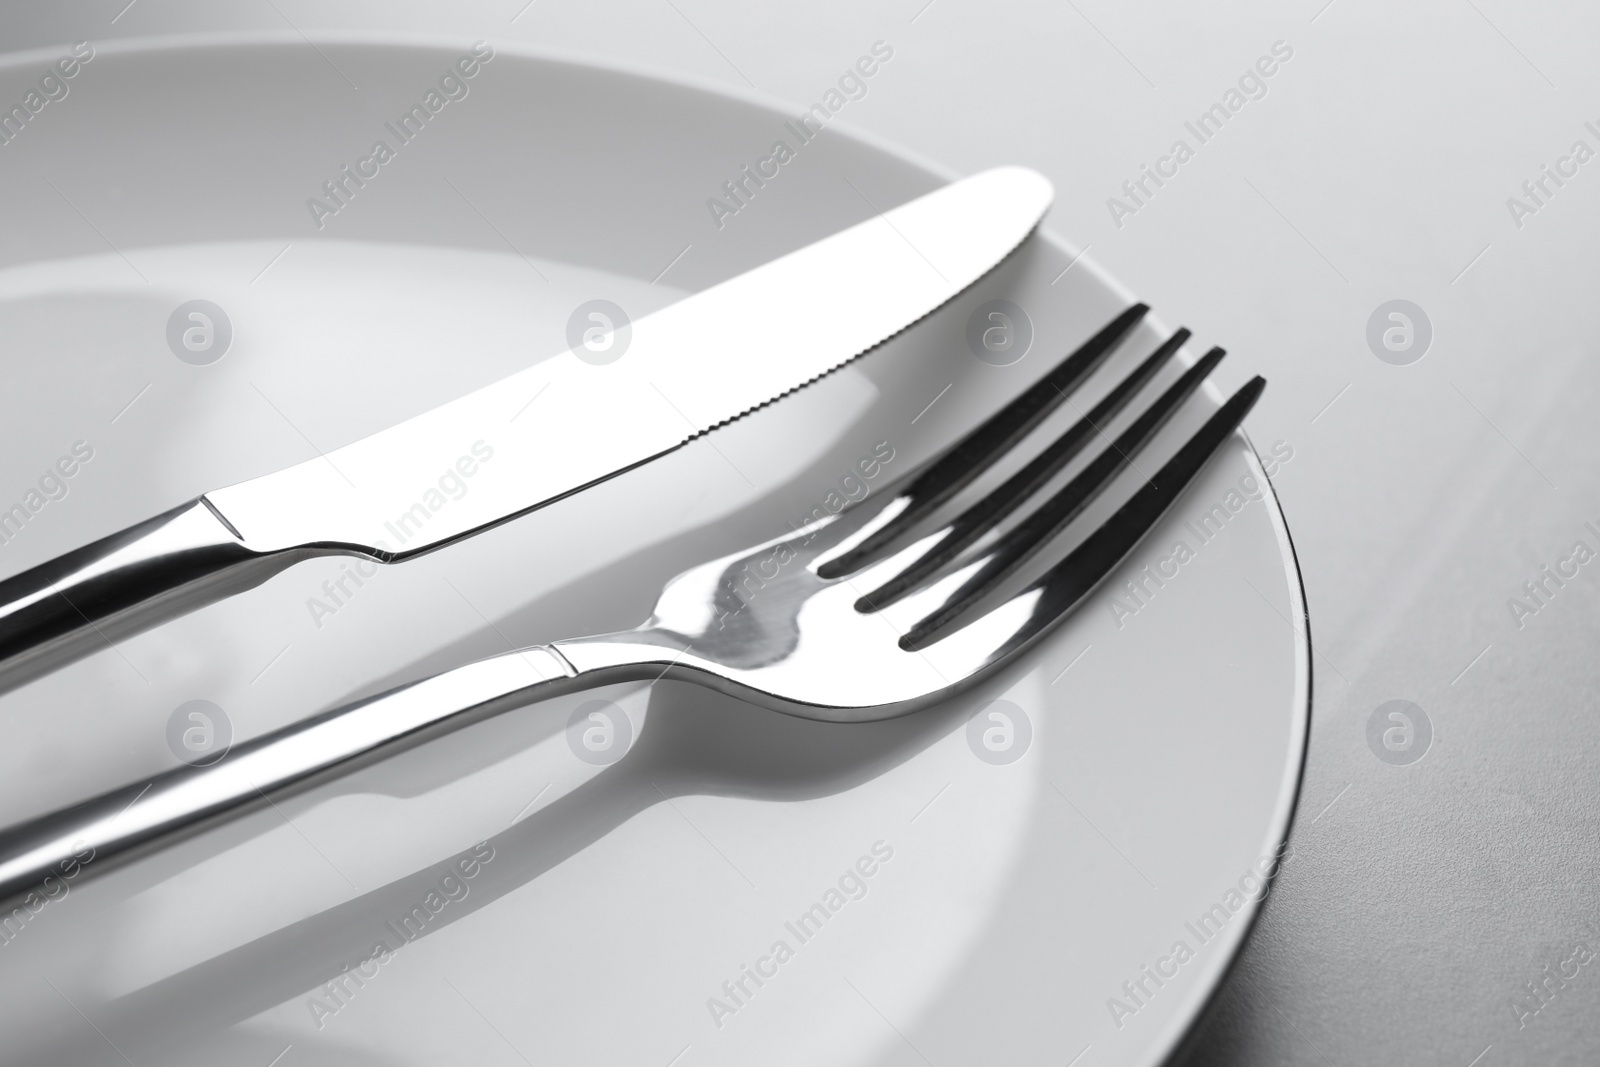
[0,500,316,694]
[0,645,599,906]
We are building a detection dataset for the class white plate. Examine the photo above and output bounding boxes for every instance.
[0,35,1308,1067]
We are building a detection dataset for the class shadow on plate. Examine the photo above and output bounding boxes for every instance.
[67,660,993,1061]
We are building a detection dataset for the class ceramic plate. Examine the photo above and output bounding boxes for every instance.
[0,35,1308,1067]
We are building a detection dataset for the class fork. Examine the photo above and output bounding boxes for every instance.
[0,303,1263,902]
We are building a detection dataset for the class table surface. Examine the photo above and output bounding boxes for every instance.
[6,2,1600,1063]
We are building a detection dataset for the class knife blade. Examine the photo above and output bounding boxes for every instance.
[0,166,1053,691]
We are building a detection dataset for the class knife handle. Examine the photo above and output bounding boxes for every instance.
[0,499,319,693]
[0,644,587,907]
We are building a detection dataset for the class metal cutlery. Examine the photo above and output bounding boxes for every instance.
[0,166,1053,693]
[0,304,1263,901]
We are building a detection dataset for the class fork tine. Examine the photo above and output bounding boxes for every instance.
[889,347,1222,633]
[816,302,1149,579]
[884,344,1225,636]
[900,376,1266,652]
[855,327,1193,611]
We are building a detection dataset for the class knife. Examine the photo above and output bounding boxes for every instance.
[0,166,1053,692]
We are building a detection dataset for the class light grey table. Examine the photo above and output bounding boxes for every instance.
[6,2,1599,1063]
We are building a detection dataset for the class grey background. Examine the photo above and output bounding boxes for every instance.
[5,0,1600,1063]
